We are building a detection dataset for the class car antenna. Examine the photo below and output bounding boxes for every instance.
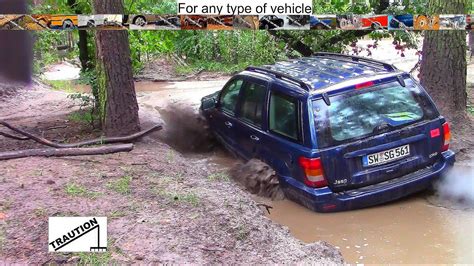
[322,93,331,106]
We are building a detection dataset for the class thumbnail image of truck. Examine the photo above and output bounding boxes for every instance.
[34,15,78,29]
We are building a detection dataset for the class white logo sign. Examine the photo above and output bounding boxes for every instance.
[48,217,107,252]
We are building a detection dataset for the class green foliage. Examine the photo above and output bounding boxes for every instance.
[107,176,133,195]
[44,80,77,93]
[76,251,111,265]
[124,0,176,13]
[33,31,79,74]
[68,93,94,110]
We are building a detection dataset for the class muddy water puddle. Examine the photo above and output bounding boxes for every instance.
[258,194,474,264]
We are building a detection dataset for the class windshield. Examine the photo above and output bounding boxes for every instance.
[312,79,439,148]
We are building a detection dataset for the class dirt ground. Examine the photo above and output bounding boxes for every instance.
[0,83,343,264]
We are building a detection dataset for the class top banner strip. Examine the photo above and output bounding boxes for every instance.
[177,0,313,15]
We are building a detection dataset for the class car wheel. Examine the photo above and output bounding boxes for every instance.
[416,15,429,30]
[62,20,74,30]
[133,16,147,27]
[87,20,95,27]
[371,22,381,30]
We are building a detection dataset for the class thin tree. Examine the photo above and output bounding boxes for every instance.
[420,0,470,122]
[93,0,140,136]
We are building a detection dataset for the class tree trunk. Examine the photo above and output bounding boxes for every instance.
[93,0,140,136]
[0,0,32,83]
[419,0,469,122]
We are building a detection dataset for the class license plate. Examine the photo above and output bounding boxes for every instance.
[363,145,410,167]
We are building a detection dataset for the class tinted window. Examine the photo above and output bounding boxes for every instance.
[219,79,243,114]
[269,93,299,140]
[239,82,267,126]
[313,80,439,147]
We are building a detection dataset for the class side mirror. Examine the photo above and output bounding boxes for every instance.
[201,94,218,111]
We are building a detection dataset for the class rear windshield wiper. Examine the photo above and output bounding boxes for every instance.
[372,122,394,134]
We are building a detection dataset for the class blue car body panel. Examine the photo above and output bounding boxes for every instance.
[201,53,455,212]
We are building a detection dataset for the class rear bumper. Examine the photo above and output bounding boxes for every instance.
[281,150,455,213]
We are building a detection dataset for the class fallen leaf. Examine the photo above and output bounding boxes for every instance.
[0,212,6,220]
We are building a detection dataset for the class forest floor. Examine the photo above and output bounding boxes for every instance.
[0,81,343,264]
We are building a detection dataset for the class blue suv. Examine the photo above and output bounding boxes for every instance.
[200,53,455,212]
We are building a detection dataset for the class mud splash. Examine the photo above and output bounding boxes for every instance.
[156,105,217,153]
[229,159,285,200]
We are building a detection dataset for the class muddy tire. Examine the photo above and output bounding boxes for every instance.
[230,159,285,200]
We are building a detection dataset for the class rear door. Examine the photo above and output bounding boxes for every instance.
[233,77,268,160]
[210,78,244,155]
[312,78,443,192]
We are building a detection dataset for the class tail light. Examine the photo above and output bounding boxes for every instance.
[298,157,328,188]
[442,122,451,152]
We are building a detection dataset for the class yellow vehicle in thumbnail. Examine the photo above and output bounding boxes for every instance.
[34,15,78,29]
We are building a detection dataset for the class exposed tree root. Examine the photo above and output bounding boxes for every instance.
[0,121,162,148]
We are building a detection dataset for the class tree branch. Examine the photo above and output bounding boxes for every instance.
[0,144,134,161]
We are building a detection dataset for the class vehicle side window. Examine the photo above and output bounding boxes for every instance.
[239,82,267,126]
[269,93,299,140]
[219,79,243,114]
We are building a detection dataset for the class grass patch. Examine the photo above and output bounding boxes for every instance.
[34,207,47,217]
[64,183,101,198]
[109,210,127,219]
[76,251,111,265]
[67,110,96,125]
[156,189,200,207]
[207,172,230,182]
[107,176,132,195]
[43,80,77,93]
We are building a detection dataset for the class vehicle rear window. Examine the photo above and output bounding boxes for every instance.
[313,79,439,148]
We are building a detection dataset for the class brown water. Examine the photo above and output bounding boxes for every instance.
[70,79,474,264]
[260,195,474,264]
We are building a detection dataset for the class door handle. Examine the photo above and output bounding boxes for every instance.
[225,121,233,128]
[250,135,260,141]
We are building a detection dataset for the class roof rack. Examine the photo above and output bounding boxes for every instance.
[245,66,312,91]
[313,52,398,72]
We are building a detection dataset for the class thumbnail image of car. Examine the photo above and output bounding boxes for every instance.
[181,15,207,30]
[124,15,180,29]
[233,15,259,30]
[287,15,309,26]
[337,14,362,30]
[467,15,473,30]
[361,15,388,30]
[439,15,466,30]
[388,14,414,30]
[78,15,124,29]
[259,15,284,30]
[34,15,78,29]
[414,15,440,30]
[207,15,233,30]
[310,15,337,30]
[200,53,454,212]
